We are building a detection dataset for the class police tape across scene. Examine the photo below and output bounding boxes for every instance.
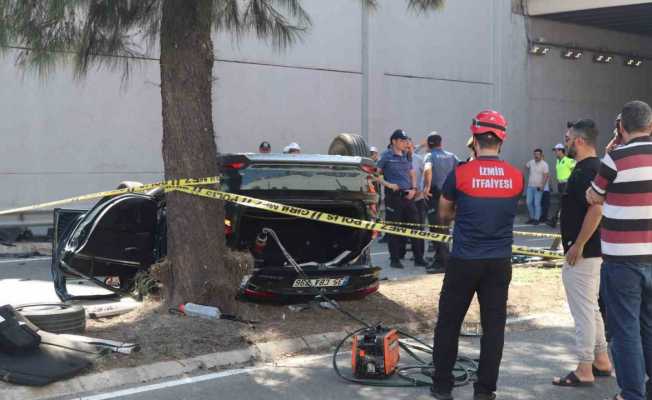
[170,185,564,260]
[0,177,563,260]
[379,220,561,239]
[0,177,220,216]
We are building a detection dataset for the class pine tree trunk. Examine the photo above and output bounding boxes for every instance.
[158,0,233,312]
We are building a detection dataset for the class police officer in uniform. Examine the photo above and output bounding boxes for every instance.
[431,111,524,400]
[376,129,424,269]
[546,142,576,227]
[423,132,459,273]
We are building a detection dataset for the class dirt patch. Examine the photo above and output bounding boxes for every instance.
[87,266,566,371]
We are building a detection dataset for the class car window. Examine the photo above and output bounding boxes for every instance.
[223,164,368,192]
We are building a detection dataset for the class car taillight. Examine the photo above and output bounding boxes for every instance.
[224,162,246,170]
[360,164,377,174]
[225,219,232,235]
[355,283,379,295]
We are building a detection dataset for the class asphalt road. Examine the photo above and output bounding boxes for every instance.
[374,217,561,280]
[0,257,116,306]
[64,320,619,400]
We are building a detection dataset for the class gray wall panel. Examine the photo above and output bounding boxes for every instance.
[373,0,494,83]
[214,0,362,72]
[214,62,362,155]
[369,75,492,157]
[2,0,652,213]
[0,53,163,209]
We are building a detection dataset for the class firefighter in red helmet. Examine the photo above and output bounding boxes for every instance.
[431,110,524,400]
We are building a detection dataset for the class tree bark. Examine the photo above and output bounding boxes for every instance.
[159,0,233,312]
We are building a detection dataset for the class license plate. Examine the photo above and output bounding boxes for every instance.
[292,277,348,288]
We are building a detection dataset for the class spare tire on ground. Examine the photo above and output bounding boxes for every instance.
[14,304,86,334]
[328,133,371,158]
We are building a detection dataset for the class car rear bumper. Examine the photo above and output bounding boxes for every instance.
[239,265,381,302]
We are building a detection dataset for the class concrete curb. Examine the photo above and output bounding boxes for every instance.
[1,315,549,400]
[2,347,259,400]
[0,242,51,257]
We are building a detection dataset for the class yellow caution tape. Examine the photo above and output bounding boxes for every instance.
[170,185,564,260]
[509,230,561,239]
[0,175,563,259]
[510,230,561,239]
[0,176,219,216]
[380,220,561,239]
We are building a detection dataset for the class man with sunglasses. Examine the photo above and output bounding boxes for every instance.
[551,119,611,388]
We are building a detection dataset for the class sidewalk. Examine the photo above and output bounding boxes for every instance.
[11,313,620,400]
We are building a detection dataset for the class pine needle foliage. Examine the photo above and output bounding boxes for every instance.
[0,0,444,79]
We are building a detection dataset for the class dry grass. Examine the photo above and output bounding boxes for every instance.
[87,266,566,371]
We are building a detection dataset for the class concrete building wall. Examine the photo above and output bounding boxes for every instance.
[0,53,163,209]
[523,18,652,184]
[213,0,364,154]
[0,0,651,212]
[366,0,496,156]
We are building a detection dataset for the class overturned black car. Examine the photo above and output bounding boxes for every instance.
[52,153,381,302]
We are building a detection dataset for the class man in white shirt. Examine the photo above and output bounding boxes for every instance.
[525,148,549,225]
[406,138,427,266]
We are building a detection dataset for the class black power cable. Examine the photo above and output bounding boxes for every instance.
[263,227,478,389]
[331,326,477,388]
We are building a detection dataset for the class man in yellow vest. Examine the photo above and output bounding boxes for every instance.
[547,142,576,227]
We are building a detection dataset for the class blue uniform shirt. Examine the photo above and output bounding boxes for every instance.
[377,149,413,190]
[424,148,459,190]
[441,156,524,260]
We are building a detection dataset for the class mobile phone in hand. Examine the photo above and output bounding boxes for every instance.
[615,132,623,145]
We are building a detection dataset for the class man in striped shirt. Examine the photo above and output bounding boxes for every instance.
[586,100,652,400]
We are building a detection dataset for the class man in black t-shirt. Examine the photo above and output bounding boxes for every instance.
[552,119,612,387]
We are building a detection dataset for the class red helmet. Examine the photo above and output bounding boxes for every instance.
[470,110,507,141]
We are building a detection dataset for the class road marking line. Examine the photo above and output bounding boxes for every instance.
[371,251,389,256]
[0,256,51,264]
[74,367,261,400]
[74,353,335,400]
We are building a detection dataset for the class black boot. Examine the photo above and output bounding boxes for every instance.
[431,387,453,400]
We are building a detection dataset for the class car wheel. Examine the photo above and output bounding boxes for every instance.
[328,133,371,158]
[97,181,146,205]
[14,303,86,334]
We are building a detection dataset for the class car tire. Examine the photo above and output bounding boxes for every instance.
[328,133,370,158]
[14,303,86,334]
[116,181,144,190]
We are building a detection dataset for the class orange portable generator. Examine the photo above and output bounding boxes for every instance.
[351,326,400,379]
